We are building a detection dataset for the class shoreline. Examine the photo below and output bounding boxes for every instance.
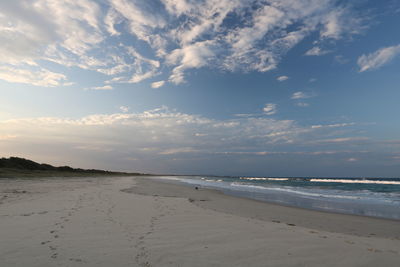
[128,177,400,239]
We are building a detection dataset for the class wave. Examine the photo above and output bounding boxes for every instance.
[230,183,367,200]
[310,179,400,185]
[200,178,222,182]
[240,177,289,181]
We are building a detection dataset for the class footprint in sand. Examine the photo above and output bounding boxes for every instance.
[69,258,84,262]
[21,212,34,217]
[367,248,382,253]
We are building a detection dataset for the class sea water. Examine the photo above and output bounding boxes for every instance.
[156,176,400,220]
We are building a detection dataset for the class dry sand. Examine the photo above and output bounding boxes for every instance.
[0,176,399,267]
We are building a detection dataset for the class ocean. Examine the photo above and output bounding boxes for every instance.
[156,176,400,220]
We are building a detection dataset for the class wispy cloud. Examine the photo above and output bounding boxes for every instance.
[263,103,277,115]
[277,76,289,81]
[88,85,113,90]
[358,44,400,72]
[0,66,68,87]
[305,47,331,56]
[313,137,369,144]
[151,81,165,88]
[291,91,314,100]
[119,106,129,113]
[159,147,198,155]
[311,122,355,129]
[319,7,364,40]
[0,0,365,87]
[296,102,310,107]
[216,150,367,156]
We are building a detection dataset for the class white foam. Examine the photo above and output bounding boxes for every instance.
[240,177,289,181]
[230,183,361,200]
[154,176,182,181]
[159,176,400,207]
[310,179,400,185]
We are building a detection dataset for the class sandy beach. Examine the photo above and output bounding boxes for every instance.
[1,176,399,267]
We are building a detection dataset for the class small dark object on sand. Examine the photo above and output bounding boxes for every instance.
[195,186,199,190]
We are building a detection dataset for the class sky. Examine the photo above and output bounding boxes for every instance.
[1,0,400,177]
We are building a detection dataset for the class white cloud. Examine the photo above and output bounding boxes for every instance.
[161,0,193,16]
[0,107,378,173]
[89,85,113,90]
[0,134,17,141]
[263,103,277,115]
[0,0,103,86]
[296,102,309,107]
[108,0,166,43]
[159,147,198,155]
[277,76,289,81]
[320,7,364,40]
[0,0,365,87]
[130,69,159,83]
[216,150,365,156]
[305,47,331,56]
[320,9,344,39]
[314,137,369,143]
[311,122,355,129]
[151,81,165,88]
[358,44,400,72]
[119,106,129,113]
[0,107,300,157]
[104,9,122,36]
[167,40,216,84]
[0,65,67,87]
[291,91,314,99]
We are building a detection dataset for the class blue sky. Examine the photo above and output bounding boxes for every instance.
[1,0,400,177]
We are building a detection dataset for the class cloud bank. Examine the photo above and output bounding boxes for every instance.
[0,107,382,174]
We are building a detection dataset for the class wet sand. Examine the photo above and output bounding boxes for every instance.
[0,176,399,266]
